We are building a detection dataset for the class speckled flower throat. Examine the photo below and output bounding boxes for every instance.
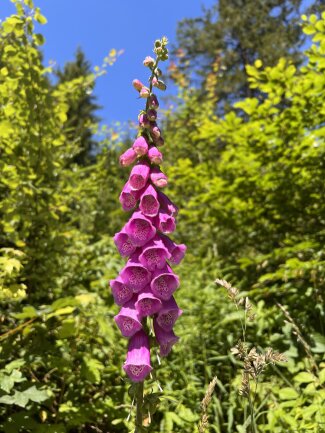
[110,37,186,383]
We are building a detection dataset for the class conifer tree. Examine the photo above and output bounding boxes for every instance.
[56,48,101,165]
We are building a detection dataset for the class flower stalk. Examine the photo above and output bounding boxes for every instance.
[135,381,144,432]
[110,36,186,430]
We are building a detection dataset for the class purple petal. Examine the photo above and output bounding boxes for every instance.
[161,234,187,265]
[150,264,180,300]
[148,146,163,165]
[114,229,136,257]
[156,296,182,331]
[110,276,133,306]
[139,184,160,217]
[139,235,171,271]
[135,287,162,317]
[119,182,143,212]
[153,319,179,357]
[120,253,152,292]
[125,211,156,247]
[156,211,176,234]
[132,136,149,156]
[123,330,152,382]
[129,161,150,191]
[150,167,168,188]
[114,298,142,337]
[157,190,178,216]
[119,148,137,167]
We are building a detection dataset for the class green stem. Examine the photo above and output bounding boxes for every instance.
[135,381,144,433]
[248,390,257,433]
[145,58,159,112]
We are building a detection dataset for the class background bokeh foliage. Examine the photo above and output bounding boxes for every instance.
[0,1,324,432]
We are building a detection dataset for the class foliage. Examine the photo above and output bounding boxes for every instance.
[0,1,128,431]
[158,10,325,432]
[172,0,324,112]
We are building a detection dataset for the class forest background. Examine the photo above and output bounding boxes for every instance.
[0,0,325,432]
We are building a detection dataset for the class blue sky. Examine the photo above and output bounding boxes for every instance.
[1,0,314,127]
[1,0,216,126]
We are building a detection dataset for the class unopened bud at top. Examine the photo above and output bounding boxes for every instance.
[148,94,159,110]
[132,79,144,92]
[153,79,167,91]
[140,87,150,98]
[138,113,150,128]
[158,80,166,90]
[143,56,155,67]
[147,109,157,122]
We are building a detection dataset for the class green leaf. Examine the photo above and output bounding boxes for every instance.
[0,370,25,393]
[34,11,47,25]
[0,386,50,408]
[319,368,325,385]
[81,357,104,384]
[57,319,76,338]
[4,359,25,373]
[278,387,299,400]
[12,306,38,319]
[294,372,315,384]
[311,333,325,353]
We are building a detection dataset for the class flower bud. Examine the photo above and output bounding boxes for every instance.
[148,146,163,165]
[147,109,157,122]
[154,68,162,77]
[132,136,149,156]
[119,148,137,167]
[150,166,168,188]
[152,77,159,87]
[140,87,150,98]
[153,319,179,357]
[156,137,165,146]
[150,126,161,140]
[143,56,155,67]
[132,79,144,92]
[156,80,167,91]
[138,113,150,129]
[148,94,159,110]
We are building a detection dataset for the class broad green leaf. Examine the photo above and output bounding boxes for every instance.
[278,387,299,400]
[294,372,315,384]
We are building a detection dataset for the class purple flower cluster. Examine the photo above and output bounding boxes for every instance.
[110,66,186,382]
